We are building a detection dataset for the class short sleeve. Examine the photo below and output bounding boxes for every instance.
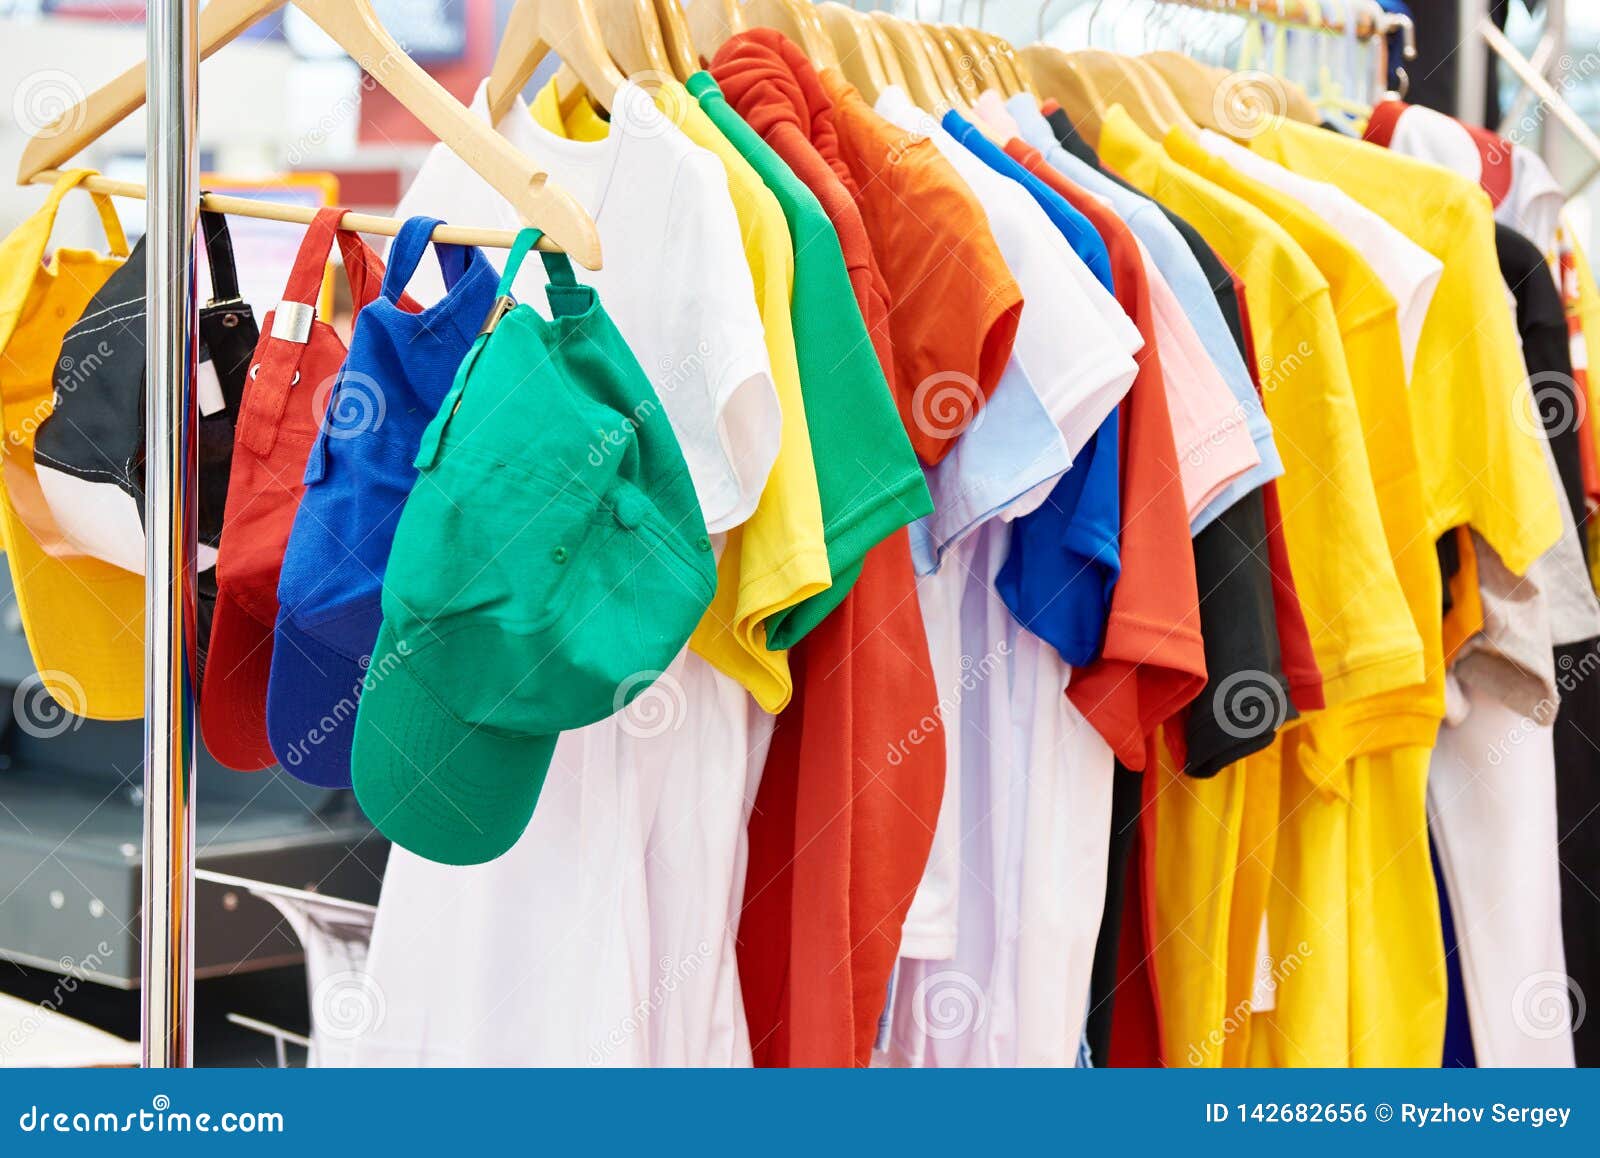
[880,142,1022,464]
[661,149,783,533]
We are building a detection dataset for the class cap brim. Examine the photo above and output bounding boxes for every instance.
[352,625,556,866]
[266,614,367,789]
[199,589,278,771]
[0,488,143,720]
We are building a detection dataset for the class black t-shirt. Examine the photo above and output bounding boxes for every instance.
[1497,222,1587,546]
[1041,107,1291,777]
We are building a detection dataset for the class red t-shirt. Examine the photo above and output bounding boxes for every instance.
[1003,140,1207,770]
[713,31,946,1068]
[713,31,895,391]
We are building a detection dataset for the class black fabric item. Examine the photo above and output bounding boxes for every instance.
[1552,636,1600,1067]
[35,210,255,550]
[33,211,256,691]
[1437,530,1461,615]
[1496,222,1588,552]
[1086,762,1143,1064]
[1185,492,1293,777]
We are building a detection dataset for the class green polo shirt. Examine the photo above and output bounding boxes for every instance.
[687,71,931,648]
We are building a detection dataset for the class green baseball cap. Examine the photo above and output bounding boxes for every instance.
[352,230,717,866]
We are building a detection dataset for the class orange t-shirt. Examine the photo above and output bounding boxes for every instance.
[820,68,1021,462]
[1003,141,1208,770]
[714,31,947,1068]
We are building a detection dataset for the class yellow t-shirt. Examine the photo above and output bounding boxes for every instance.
[1249,117,1562,578]
[1100,106,1422,709]
[1161,128,1443,766]
[532,79,830,713]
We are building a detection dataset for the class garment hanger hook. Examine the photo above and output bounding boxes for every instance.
[1037,0,1059,42]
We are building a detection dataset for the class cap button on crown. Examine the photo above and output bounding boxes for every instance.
[613,488,646,531]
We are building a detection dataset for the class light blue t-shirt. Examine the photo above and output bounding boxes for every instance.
[1007,95,1284,534]
[910,356,1073,575]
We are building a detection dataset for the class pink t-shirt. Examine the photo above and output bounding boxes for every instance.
[1142,248,1262,520]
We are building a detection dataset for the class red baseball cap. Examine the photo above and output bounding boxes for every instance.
[202,208,401,769]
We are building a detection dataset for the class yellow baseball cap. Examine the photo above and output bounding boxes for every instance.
[0,170,144,720]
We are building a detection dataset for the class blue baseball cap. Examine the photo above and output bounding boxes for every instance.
[266,217,497,787]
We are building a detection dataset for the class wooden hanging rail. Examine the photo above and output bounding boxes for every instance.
[31,170,541,252]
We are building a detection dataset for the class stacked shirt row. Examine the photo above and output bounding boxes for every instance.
[0,28,1593,1070]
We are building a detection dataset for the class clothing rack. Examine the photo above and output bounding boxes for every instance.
[1150,0,1390,39]
[143,0,196,1068]
[127,0,1434,1069]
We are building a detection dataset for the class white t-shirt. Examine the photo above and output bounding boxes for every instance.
[352,81,774,1067]
[886,522,1114,1066]
[1194,128,1443,380]
[392,81,781,535]
[875,86,1141,467]
[1429,679,1575,1066]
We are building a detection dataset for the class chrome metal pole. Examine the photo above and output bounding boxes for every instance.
[142,0,200,1069]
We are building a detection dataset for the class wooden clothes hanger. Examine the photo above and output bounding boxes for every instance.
[1144,1,1251,130]
[486,0,626,121]
[943,24,998,96]
[817,2,889,98]
[914,23,975,111]
[1067,50,1172,133]
[594,0,675,77]
[653,0,702,79]
[1021,44,1111,145]
[740,0,840,67]
[983,34,1029,96]
[685,0,744,59]
[19,0,601,268]
[868,11,949,111]
[867,16,912,93]
[1117,5,1199,129]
